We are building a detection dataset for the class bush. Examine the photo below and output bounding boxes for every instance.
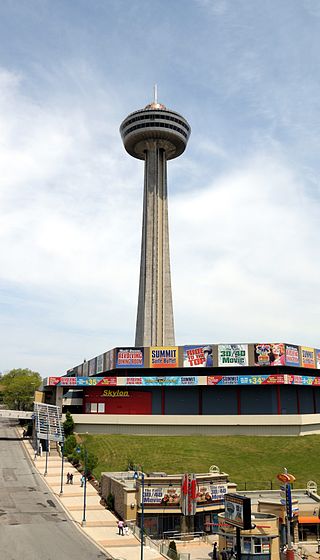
[63,411,75,437]
[106,492,115,510]
[64,434,77,455]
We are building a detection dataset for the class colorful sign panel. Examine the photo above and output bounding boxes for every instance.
[116,348,144,368]
[196,483,228,506]
[254,343,285,366]
[183,345,213,367]
[224,494,252,530]
[218,344,248,367]
[142,376,198,386]
[96,354,104,375]
[142,485,181,506]
[207,375,320,386]
[301,346,315,369]
[88,358,96,376]
[285,344,300,367]
[150,347,178,368]
[316,350,320,370]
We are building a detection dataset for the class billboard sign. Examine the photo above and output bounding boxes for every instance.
[218,344,248,367]
[142,376,198,386]
[254,343,285,366]
[96,354,104,375]
[183,345,213,367]
[316,350,320,370]
[116,348,144,368]
[142,485,181,506]
[88,358,96,376]
[285,344,300,367]
[150,347,178,368]
[301,346,315,369]
[224,493,252,530]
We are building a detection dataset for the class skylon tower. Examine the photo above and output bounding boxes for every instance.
[120,90,191,347]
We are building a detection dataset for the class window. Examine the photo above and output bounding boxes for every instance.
[85,403,90,413]
[98,402,105,413]
[90,403,98,413]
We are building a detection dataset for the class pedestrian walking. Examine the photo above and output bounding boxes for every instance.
[124,523,129,536]
[80,474,85,487]
[221,548,228,560]
[213,541,218,560]
[66,472,71,484]
[70,473,73,484]
[34,449,38,461]
[118,520,124,535]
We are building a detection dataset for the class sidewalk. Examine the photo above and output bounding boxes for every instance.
[19,433,163,560]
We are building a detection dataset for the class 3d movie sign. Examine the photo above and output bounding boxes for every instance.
[116,348,144,368]
[183,345,213,367]
[224,493,252,530]
[218,344,248,367]
[142,485,181,506]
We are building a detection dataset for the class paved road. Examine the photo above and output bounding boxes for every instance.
[0,419,108,560]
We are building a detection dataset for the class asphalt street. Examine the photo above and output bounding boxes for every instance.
[0,419,108,560]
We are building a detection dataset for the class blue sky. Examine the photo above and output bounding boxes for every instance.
[1,0,320,376]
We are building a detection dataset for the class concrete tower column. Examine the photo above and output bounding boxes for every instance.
[120,98,191,347]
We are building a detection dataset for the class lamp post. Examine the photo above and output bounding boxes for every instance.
[134,470,145,560]
[59,435,64,495]
[44,416,49,476]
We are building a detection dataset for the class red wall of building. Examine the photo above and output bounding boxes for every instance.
[83,387,152,414]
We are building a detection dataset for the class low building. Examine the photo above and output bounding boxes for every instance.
[100,469,236,538]
[218,511,280,560]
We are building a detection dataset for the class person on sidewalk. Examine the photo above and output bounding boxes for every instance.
[124,523,129,536]
[80,474,85,487]
[69,473,73,484]
[118,520,124,535]
[213,542,218,560]
[66,472,71,484]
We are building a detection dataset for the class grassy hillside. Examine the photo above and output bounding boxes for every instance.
[79,433,320,489]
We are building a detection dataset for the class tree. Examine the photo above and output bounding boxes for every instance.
[63,411,75,437]
[1,368,41,410]
[64,434,77,455]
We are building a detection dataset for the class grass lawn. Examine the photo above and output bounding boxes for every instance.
[79,433,320,490]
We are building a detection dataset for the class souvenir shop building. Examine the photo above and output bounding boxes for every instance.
[42,343,320,434]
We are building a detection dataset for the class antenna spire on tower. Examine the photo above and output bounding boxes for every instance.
[153,84,158,104]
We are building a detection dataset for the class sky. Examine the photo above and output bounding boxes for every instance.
[1,0,320,377]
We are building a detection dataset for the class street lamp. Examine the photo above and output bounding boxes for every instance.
[134,470,145,560]
[44,417,49,476]
[59,434,65,495]
[76,445,88,527]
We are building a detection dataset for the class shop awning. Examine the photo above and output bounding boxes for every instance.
[298,516,320,524]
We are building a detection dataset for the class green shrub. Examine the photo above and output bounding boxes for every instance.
[64,434,77,455]
[106,492,115,510]
[63,411,75,437]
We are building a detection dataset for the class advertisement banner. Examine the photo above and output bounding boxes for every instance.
[207,374,320,386]
[116,348,144,368]
[316,350,320,370]
[301,346,316,369]
[285,344,300,367]
[218,344,248,367]
[142,485,181,506]
[142,376,198,386]
[83,361,88,377]
[88,358,96,376]
[224,494,252,530]
[196,483,228,505]
[150,347,178,368]
[183,345,213,367]
[254,343,285,366]
[96,354,104,375]
[47,377,61,386]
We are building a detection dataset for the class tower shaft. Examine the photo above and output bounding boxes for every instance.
[135,141,175,347]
